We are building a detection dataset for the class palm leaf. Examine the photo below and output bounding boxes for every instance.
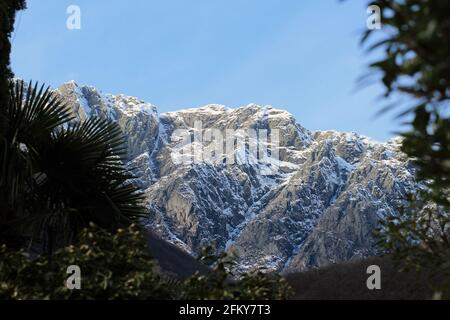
[32,116,145,251]
[1,80,146,251]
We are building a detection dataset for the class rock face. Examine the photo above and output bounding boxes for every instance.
[55,81,417,273]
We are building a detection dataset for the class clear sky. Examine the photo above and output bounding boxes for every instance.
[11,0,402,141]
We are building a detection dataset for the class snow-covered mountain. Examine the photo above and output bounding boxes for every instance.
[56,81,417,273]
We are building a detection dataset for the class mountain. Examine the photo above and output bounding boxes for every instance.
[55,81,417,273]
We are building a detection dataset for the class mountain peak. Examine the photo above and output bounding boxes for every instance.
[52,82,416,273]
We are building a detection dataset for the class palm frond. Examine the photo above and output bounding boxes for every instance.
[1,80,146,251]
[32,116,145,251]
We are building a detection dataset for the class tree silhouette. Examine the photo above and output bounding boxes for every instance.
[362,0,450,298]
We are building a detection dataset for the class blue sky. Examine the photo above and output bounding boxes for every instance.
[11,0,401,141]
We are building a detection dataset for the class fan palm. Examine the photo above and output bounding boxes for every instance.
[0,80,145,252]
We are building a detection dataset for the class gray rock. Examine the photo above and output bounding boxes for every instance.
[55,81,417,273]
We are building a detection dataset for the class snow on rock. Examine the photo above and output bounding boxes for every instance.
[55,81,417,273]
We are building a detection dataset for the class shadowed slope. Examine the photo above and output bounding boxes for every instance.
[285,256,442,300]
[144,230,209,278]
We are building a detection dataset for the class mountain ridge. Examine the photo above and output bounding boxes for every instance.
[55,81,416,273]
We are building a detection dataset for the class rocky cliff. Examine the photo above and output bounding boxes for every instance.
[56,81,416,273]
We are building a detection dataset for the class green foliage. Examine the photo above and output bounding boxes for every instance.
[363,0,450,103]
[376,197,449,298]
[362,0,450,205]
[0,81,73,245]
[0,225,293,300]
[0,0,26,103]
[0,224,172,299]
[180,246,293,300]
[0,81,145,252]
[363,0,450,299]
[401,107,450,207]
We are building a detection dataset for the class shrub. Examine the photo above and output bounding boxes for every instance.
[0,224,172,299]
[0,224,292,300]
[180,247,293,300]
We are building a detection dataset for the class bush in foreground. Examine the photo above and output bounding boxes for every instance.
[0,224,292,300]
